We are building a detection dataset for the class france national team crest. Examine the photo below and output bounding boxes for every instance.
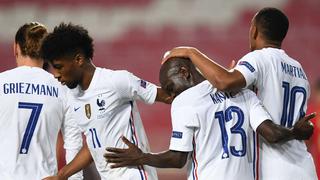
[97,98,106,111]
[96,94,108,119]
[85,104,91,119]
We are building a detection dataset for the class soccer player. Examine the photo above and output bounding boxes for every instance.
[40,23,171,180]
[0,22,82,180]
[163,7,317,180]
[104,57,314,180]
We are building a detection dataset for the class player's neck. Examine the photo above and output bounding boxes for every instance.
[16,56,43,68]
[193,72,206,85]
[79,62,96,91]
[262,42,281,49]
[257,38,282,50]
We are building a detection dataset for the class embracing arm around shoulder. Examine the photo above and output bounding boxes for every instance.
[246,89,315,144]
[104,136,188,169]
[164,47,246,91]
[257,113,315,143]
[142,150,188,168]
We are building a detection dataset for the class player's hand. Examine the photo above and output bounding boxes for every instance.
[156,88,173,104]
[162,46,196,64]
[162,95,174,104]
[104,136,144,168]
[293,112,316,140]
[228,60,236,70]
[42,175,66,180]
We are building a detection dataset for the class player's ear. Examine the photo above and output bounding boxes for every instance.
[179,66,191,80]
[13,42,19,58]
[74,53,85,66]
[252,25,258,40]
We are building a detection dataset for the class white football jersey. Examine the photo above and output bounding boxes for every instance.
[235,47,317,180]
[169,80,270,180]
[0,66,82,180]
[68,67,158,180]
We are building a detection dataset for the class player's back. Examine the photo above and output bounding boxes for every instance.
[0,66,67,179]
[171,80,267,180]
[238,48,317,179]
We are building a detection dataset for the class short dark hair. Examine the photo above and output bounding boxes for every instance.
[160,57,194,75]
[15,22,47,59]
[159,57,194,83]
[40,23,94,62]
[254,7,289,42]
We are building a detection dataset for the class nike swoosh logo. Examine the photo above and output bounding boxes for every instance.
[74,107,81,111]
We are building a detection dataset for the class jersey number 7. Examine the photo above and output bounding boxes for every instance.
[18,102,43,154]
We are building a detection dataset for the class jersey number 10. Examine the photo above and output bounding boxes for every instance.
[281,81,307,128]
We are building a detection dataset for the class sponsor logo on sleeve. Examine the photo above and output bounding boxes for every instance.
[172,131,183,139]
[140,79,147,88]
[239,61,255,72]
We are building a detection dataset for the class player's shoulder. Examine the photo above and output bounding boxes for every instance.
[240,49,263,61]
[0,69,11,81]
[241,47,280,60]
[98,67,132,82]
[90,68,136,94]
[172,80,212,108]
[0,67,25,78]
[279,50,306,72]
[239,48,285,70]
[284,55,303,68]
[87,67,117,89]
[237,50,263,72]
[0,66,55,82]
[239,89,257,99]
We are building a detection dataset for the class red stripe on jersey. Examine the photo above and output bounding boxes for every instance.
[192,138,199,180]
[256,135,260,180]
[130,108,148,180]
[140,165,148,180]
[252,86,259,180]
[130,111,139,146]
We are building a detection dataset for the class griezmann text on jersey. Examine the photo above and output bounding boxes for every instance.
[2,82,58,97]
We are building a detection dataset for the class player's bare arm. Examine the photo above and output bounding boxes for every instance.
[44,143,93,180]
[257,113,316,143]
[163,47,246,91]
[104,136,188,168]
[156,88,173,104]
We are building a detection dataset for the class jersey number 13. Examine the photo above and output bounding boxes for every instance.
[215,106,246,159]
